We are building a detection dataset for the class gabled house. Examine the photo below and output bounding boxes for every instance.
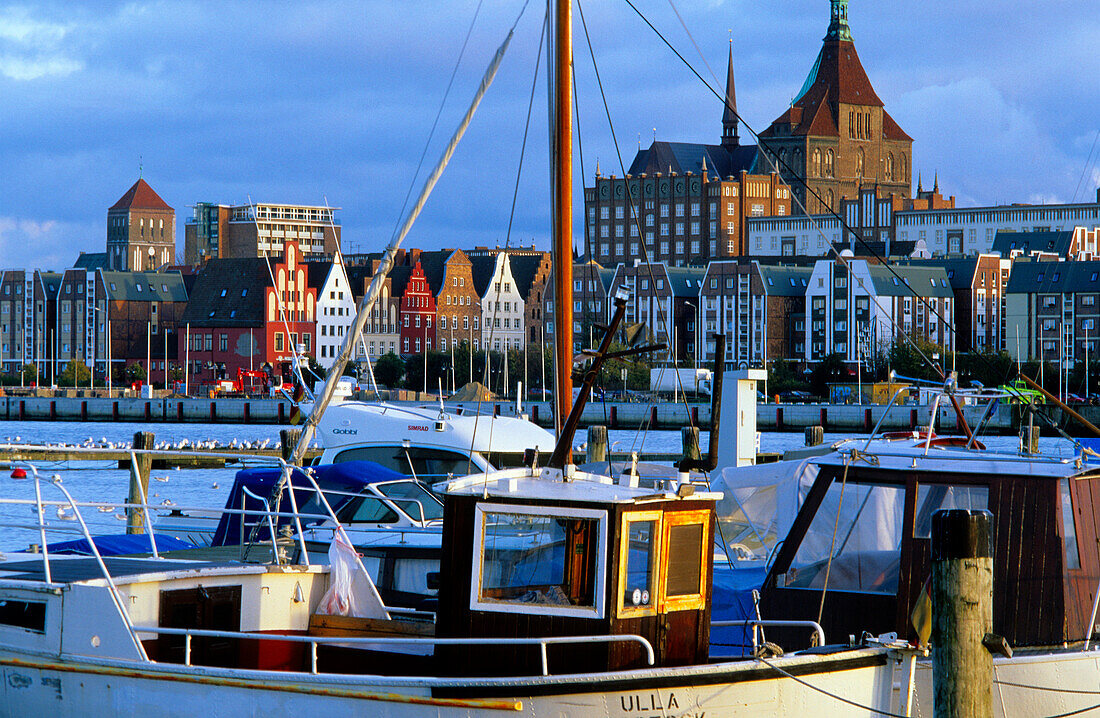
[179,241,315,384]
[398,260,436,356]
[307,256,356,368]
[470,253,525,353]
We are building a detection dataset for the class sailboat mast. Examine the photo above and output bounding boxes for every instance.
[551,0,574,450]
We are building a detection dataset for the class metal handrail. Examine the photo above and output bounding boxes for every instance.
[9,464,148,661]
[240,485,281,564]
[861,386,909,453]
[127,449,160,559]
[132,625,655,676]
[712,619,826,649]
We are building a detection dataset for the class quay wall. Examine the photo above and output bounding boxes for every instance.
[0,396,1075,435]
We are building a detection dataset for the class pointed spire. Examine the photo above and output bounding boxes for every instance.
[595,158,601,177]
[917,172,923,195]
[933,171,939,193]
[721,40,740,150]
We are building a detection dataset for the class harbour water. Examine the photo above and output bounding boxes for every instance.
[0,419,1082,552]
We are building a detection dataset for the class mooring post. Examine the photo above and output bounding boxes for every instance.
[586,425,608,464]
[805,425,824,447]
[931,508,994,718]
[681,426,701,462]
[280,428,301,464]
[128,431,155,535]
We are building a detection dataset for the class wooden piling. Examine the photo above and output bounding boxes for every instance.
[127,431,154,535]
[931,508,994,718]
[805,425,824,447]
[280,428,301,464]
[586,425,608,464]
[681,426,701,462]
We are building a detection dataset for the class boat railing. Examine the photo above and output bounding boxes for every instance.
[6,463,148,660]
[131,625,655,677]
[712,619,826,650]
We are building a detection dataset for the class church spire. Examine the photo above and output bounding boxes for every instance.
[721,40,740,150]
[826,0,852,42]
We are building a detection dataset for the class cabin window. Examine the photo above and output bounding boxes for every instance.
[471,503,607,618]
[784,483,904,595]
[618,511,662,617]
[913,484,989,539]
[0,599,45,633]
[1061,479,1082,570]
[661,510,711,611]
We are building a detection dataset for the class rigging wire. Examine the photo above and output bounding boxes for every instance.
[574,0,700,459]
[467,1,546,479]
[621,0,950,381]
[386,0,486,252]
[1072,128,1100,205]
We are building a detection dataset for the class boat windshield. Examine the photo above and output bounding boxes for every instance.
[785,482,904,594]
[376,481,444,521]
[333,446,474,480]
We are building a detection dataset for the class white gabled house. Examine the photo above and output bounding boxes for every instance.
[307,256,356,368]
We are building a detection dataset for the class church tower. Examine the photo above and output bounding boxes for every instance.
[106,178,176,271]
[757,0,912,214]
[720,42,740,150]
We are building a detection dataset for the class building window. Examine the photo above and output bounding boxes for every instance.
[219,334,228,352]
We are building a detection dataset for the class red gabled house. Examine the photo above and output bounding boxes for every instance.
[398,260,436,356]
[179,241,317,385]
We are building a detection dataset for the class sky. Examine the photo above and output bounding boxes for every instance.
[2,1,1100,271]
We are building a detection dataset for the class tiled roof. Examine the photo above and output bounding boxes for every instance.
[761,36,910,142]
[468,255,497,298]
[868,266,953,298]
[759,265,811,297]
[180,259,271,327]
[305,260,334,290]
[901,258,978,290]
[664,266,706,297]
[505,253,548,301]
[992,230,1074,257]
[74,252,108,270]
[101,271,188,302]
[1006,259,1100,295]
[109,178,173,212]
[626,141,759,180]
[40,272,62,296]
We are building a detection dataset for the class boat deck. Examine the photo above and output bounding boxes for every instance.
[0,556,242,583]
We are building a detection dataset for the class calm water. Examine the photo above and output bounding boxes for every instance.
[0,419,1079,551]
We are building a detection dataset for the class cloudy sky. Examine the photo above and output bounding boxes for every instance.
[1,1,1098,271]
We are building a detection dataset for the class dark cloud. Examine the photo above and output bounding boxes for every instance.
[2,1,1098,269]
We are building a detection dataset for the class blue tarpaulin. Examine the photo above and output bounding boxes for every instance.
[211,461,406,547]
[709,563,769,658]
[46,534,197,556]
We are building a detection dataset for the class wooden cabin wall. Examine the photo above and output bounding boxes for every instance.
[434,495,613,677]
[990,476,1065,647]
[1066,474,1100,642]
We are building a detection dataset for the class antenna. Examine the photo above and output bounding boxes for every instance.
[138,156,143,178]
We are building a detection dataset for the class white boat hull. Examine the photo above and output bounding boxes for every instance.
[0,646,898,717]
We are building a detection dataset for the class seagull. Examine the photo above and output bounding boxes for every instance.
[114,513,127,521]
[97,506,114,513]
[161,499,174,507]
[55,506,76,521]
[211,482,219,490]
[154,475,169,482]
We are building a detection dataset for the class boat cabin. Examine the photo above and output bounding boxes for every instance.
[758,441,1100,650]
[435,469,719,675]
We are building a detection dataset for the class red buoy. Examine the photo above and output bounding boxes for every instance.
[10,468,27,479]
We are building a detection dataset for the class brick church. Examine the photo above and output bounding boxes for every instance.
[758,0,913,214]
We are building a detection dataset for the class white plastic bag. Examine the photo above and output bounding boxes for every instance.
[316,527,388,618]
